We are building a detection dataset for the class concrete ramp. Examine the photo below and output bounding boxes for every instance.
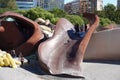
[85,28,120,60]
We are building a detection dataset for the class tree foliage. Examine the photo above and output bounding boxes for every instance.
[17,7,54,20]
[96,4,120,25]
[49,8,67,18]
[113,10,120,24]
[104,4,116,20]
[0,8,17,14]
[0,0,7,8]
[65,15,84,25]
[17,7,85,25]
[96,11,105,18]
[0,0,17,9]
[99,17,115,27]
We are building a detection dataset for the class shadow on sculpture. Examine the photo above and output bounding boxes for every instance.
[38,13,99,77]
[0,11,44,56]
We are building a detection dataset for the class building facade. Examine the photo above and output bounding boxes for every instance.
[64,0,80,14]
[37,0,48,9]
[117,0,120,9]
[80,0,93,14]
[16,0,37,10]
[37,0,64,10]
[95,0,103,11]
[16,0,64,10]
[64,0,103,14]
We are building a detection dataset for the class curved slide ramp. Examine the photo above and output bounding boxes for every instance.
[38,13,99,77]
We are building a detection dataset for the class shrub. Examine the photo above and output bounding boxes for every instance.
[51,17,59,24]
[99,18,115,27]
[65,15,84,25]
[0,8,17,14]
[17,7,54,22]
[49,8,67,18]
[16,7,85,25]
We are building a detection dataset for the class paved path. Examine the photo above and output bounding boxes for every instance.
[82,61,120,80]
[0,60,120,80]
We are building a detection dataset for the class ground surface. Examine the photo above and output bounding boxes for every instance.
[0,54,120,80]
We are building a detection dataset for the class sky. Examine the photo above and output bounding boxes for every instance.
[64,0,117,6]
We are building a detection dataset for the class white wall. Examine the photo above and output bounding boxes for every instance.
[84,28,120,60]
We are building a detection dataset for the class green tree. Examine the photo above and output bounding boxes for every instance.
[113,10,120,24]
[96,11,106,18]
[17,7,85,25]
[0,0,17,9]
[49,8,67,18]
[0,0,7,8]
[65,15,84,25]
[99,17,115,27]
[17,7,55,23]
[104,4,116,20]
[7,0,17,9]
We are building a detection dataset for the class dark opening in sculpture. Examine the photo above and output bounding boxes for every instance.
[38,13,99,76]
[0,11,44,56]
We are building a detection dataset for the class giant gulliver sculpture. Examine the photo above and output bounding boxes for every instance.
[0,11,44,56]
[38,13,99,76]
